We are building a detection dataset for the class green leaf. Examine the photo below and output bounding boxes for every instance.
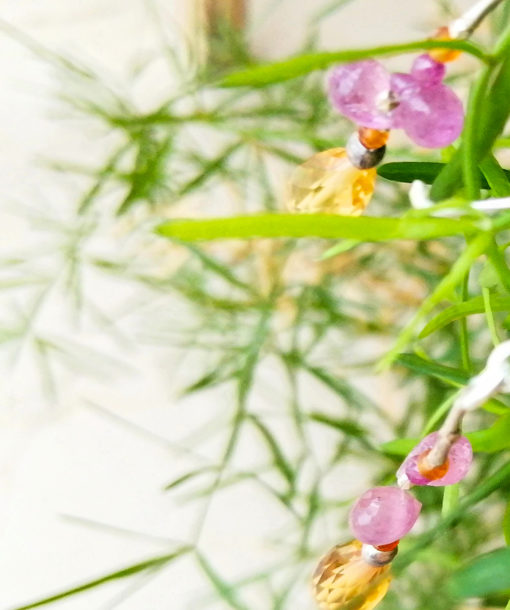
[220,40,487,87]
[11,548,191,609]
[380,415,510,457]
[468,413,510,452]
[423,394,458,434]
[380,438,417,456]
[178,241,254,294]
[250,415,295,487]
[380,233,492,369]
[480,155,510,197]
[503,501,510,545]
[378,162,446,185]
[378,161,508,187]
[449,547,510,598]
[196,552,249,610]
[396,353,468,385]
[487,239,510,294]
[157,214,476,243]
[430,149,464,201]
[419,295,510,338]
[164,467,216,491]
[309,412,368,438]
[476,56,510,169]
[320,239,360,260]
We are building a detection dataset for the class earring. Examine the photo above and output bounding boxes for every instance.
[284,0,504,217]
[313,340,510,610]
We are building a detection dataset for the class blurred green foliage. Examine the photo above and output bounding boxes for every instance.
[6,0,510,608]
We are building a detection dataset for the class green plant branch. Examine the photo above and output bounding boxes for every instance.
[156,214,477,242]
[220,39,489,88]
[9,547,192,610]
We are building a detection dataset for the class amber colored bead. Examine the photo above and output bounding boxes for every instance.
[313,540,392,610]
[286,148,376,216]
[374,540,399,553]
[417,448,450,481]
[429,26,462,63]
[358,128,390,150]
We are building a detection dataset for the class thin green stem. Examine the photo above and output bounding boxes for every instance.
[483,286,501,345]
[422,392,458,435]
[442,483,460,517]
[221,39,490,87]
[462,65,493,200]
[460,273,473,371]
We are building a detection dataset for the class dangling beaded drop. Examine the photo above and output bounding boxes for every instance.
[286,148,378,215]
[287,20,466,217]
[313,540,393,610]
[310,1,504,607]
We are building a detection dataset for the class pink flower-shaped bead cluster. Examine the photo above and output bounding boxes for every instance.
[328,54,464,148]
[349,433,473,546]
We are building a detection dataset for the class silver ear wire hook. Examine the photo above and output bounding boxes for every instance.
[409,181,510,216]
[424,340,510,469]
[450,0,507,39]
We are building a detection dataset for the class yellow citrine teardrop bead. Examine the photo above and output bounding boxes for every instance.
[313,540,392,610]
[286,148,376,216]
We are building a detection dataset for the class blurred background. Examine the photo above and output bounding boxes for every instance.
[0,1,504,609]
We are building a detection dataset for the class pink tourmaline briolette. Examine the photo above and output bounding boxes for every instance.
[328,57,464,149]
[397,432,473,487]
[390,74,464,148]
[410,54,446,85]
[349,486,422,546]
[328,60,393,130]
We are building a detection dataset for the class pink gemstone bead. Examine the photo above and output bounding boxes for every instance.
[349,486,422,546]
[390,77,464,148]
[397,432,473,487]
[411,54,446,86]
[328,60,393,130]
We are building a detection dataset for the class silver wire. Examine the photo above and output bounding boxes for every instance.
[450,0,506,38]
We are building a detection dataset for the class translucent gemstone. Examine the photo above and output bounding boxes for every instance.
[313,540,392,610]
[390,74,464,148]
[328,61,393,130]
[429,26,463,63]
[349,487,421,546]
[397,432,472,487]
[411,54,446,86]
[417,449,449,481]
[286,148,376,215]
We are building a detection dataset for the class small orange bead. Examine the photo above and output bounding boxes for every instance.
[358,127,390,150]
[417,448,450,480]
[375,540,399,552]
[429,26,462,63]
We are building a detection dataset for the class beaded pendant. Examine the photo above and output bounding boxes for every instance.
[286,40,465,217]
[313,540,392,610]
[286,148,377,215]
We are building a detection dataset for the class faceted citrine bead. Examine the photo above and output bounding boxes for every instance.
[313,540,392,610]
[286,148,376,216]
[429,26,462,63]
